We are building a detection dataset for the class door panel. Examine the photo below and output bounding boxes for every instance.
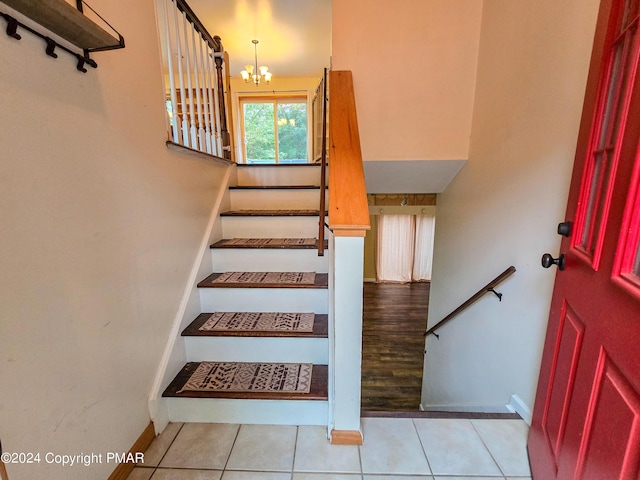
[576,351,640,480]
[529,0,640,478]
[541,302,584,468]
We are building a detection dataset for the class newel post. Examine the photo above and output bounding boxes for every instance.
[329,232,366,445]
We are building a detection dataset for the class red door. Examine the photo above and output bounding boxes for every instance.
[528,0,640,478]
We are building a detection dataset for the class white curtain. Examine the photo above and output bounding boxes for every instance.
[376,213,435,282]
[376,215,415,282]
[413,214,436,281]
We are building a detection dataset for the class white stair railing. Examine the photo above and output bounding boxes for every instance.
[158,0,230,160]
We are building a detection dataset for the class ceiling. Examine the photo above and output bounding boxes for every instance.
[189,0,332,79]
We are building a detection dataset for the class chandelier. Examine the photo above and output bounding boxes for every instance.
[241,39,272,86]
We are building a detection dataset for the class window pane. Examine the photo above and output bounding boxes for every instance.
[598,42,624,149]
[277,103,307,164]
[244,103,275,164]
[633,239,640,277]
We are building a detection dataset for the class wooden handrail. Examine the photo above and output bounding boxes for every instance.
[424,266,516,338]
[174,0,222,51]
[328,71,370,237]
[318,68,328,256]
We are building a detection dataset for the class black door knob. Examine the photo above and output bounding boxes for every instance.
[542,253,565,270]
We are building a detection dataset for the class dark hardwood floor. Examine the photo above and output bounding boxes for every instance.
[361,282,430,411]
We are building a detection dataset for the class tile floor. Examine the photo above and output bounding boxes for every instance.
[128,418,532,480]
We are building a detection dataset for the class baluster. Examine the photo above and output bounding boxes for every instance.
[204,44,216,156]
[172,1,189,147]
[163,0,179,143]
[214,52,230,159]
[209,50,221,156]
[198,36,212,154]
[191,27,205,151]
[182,12,197,148]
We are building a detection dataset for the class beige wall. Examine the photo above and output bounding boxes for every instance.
[423,0,599,414]
[0,1,230,478]
[331,0,482,162]
[363,216,377,281]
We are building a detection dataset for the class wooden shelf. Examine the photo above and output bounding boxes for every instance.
[2,0,119,50]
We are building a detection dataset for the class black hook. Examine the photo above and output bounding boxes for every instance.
[45,38,58,58]
[487,287,503,301]
[76,56,87,73]
[430,331,439,340]
[6,16,21,40]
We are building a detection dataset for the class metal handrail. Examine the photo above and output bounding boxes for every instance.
[318,68,328,256]
[424,266,516,338]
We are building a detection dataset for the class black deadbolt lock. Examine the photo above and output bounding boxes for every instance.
[557,221,572,237]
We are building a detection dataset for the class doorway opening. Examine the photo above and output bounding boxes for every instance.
[361,194,436,411]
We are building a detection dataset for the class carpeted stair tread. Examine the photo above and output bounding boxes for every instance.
[198,272,328,289]
[221,209,320,217]
[210,238,328,250]
[182,313,328,338]
[163,363,328,400]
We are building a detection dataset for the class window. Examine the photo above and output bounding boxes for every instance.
[573,0,638,269]
[240,97,308,164]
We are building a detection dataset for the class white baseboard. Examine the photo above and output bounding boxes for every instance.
[507,394,532,425]
[419,404,511,414]
[420,397,532,424]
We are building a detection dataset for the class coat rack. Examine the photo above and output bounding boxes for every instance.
[1,0,124,72]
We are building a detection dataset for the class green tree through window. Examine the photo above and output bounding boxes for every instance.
[242,99,307,164]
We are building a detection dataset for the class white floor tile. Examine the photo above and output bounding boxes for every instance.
[363,475,432,479]
[293,474,362,480]
[294,426,361,473]
[222,472,291,480]
[127,467,154,480]
[226,424,297,472]
[144,422,183,467]
[159,423,239,470]
[471,419,531,476]
[433,477,502,480]
[359,418,431,475]
[152,469,223,479]
[413,419,501,476]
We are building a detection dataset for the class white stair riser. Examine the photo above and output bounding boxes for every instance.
[222,216,323,238]
[211,248,328,273]
[184,337,328,363]
[199,288,328,313]
[230,189,326,210]
[238,166,324,187]
[166,398,328,425]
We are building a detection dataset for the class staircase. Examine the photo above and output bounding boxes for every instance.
[161,163,330,426]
